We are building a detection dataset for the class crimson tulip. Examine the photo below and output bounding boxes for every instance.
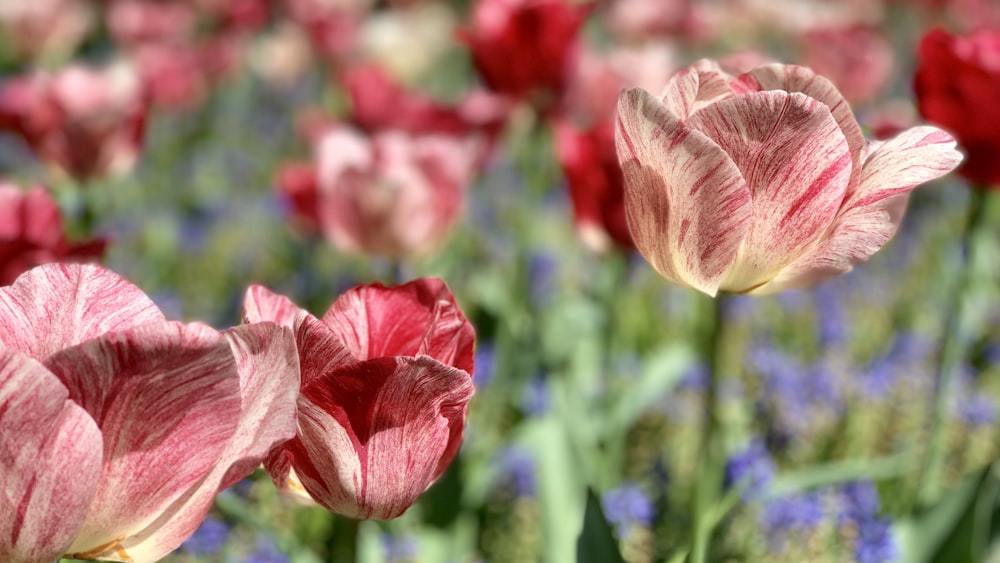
[0,183,106,286]
[242,279,475,519]
[915,28,1000,188]
[616,60,962,296]
[0,264,299,562]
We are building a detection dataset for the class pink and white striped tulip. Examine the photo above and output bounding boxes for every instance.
[615,60,963,296]
[242,279,475,519]
[0,264,299,563]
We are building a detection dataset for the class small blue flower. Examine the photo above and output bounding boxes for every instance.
[957,395,997,428]
[813,282,846,348]
[180,516,229,557]
[761,492,824,552]
[528,251,559,304]
[602,482,655,537]
[473,341,497,387]
[380,533,419,563]
[855,518,897,563]
[521,375,550,416]
[495,446,537,497]
[724,440,775,500]
[243,536,288,563]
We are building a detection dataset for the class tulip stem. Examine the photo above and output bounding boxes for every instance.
[919,187,993,506]
[690,294,728,563]
[327,515,359,563]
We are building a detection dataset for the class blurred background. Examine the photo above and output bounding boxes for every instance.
[1,0,999,561]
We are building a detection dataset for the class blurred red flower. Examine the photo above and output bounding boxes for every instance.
[0,184,106,285]
[799,26,893,105]
[458,0,590,109]
[915,28,1000,187]
[243,279,475,520]
[553,119,633,253]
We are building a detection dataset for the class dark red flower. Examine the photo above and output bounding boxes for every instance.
[458,0,590,109]
[915,28,1000,187]
[553,119,633,252]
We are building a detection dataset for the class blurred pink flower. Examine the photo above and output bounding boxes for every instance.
[799,26,894,105]
[616,60,962,296]
[243,278,475,520]
[0,263,299,562]
[0,0,93,62]
[106,0,199,47]
[0,63,146,181]
[277,124,480,258]
[0,183,106,286]
[458,0,590,109]
[284,0,372,62]
[601,0,697,41]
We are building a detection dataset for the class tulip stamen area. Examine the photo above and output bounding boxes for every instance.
[68,537,132,562]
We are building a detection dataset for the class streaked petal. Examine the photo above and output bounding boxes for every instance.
[0,263,164,360]
[113,322,301,562]
[44,322,242,561]
[321,279,475,373]
[242,284,306,328]
[659,59,737,120]
[736,63,866,191]
[615,87,752,296]
[276,356,474,519]
[686,91,851,292]
[758,126,963,293]
[0,347,102,563]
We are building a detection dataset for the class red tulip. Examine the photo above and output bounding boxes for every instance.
[242,279,475,519]
[915,28,1000,187]
[616,60,962,296]
[0,264,300,562]
[458,0,590,108]
[0,63,146,181]
[0,183,105,286]
[553,119,633,252]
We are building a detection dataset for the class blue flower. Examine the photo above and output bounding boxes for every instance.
[380,533,419,563]
[724,440,775,500]
[813,282,846,348]
[855,518,897,563]
[760,492,824,552]
[520,375,550,416]
[957,395,997,428]
[473,341,497,387]
[243,536,288,563]
[180,516,229,557]
[495,446,537,497]
[602,482,655,537]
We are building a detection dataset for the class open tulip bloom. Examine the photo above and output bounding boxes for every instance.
[242,278,476,520]
[0,264,300,563]
[616,60,963,296]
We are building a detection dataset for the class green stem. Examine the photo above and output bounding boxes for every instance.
[918,187,991,505]
[690,294,727,563]
[327,515,359,563]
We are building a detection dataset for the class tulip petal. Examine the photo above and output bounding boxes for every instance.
[658,59,737,120]
[616,87,753,295]
[0,347,103,563]
[759,126,962,293]
[322,279,475,373]
[0,263,164,360]
[112,322,301,562]
[242,284,306,328]
[42,322,242,561]
[736,64,866,191]
[273,356,474,519]
[685,91,852,292]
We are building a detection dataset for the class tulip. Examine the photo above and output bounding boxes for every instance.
[308,125,480,258]
[798,26,893,105]
[242,279,475,519]
[0,63,146,182]
[0,183,106,286]
[0,264,299,562]
[914,28,1000,188]
[0,0,93,62]
[553,119,633,252]
[458,0,590,108]
[616,60,963,296]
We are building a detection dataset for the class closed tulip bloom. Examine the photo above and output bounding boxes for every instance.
[242,279,475,519]
[0,264,299,563]
[616,60,962,296]
[915,28,1000,187]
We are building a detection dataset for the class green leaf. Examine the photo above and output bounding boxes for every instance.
[576,488,626,563]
